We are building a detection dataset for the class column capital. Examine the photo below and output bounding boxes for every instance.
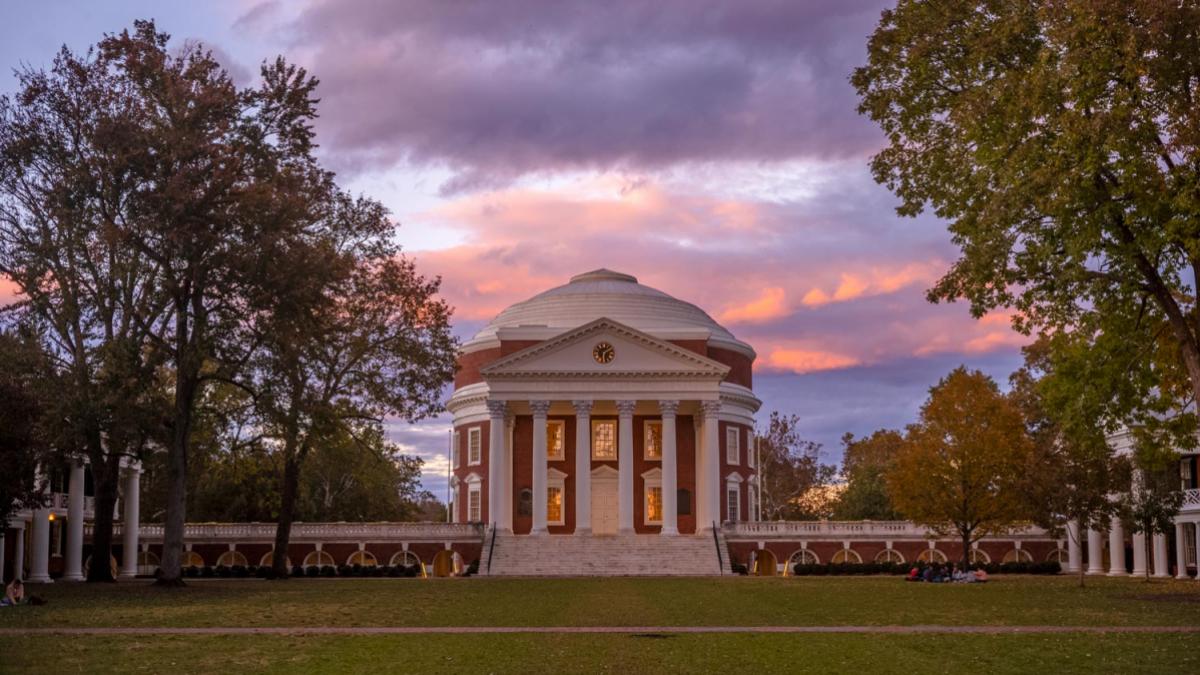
[529,400,552,417]
[615,400,637,417]
[571,400,594,416]
[658,400,680,417]
[485,399,508,418]
[699,400,721,418]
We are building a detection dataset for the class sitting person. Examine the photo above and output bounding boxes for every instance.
[2,579,24,606]
[906,566,921,582]
[922,565,934,582]
[951,564,966,582]
[974,568,989,583]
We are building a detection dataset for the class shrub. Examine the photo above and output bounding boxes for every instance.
[201,565,215,578]
[386,565,402,578]
[404,564,419,578]
[232,565,249,578]
[305,565,321,578]
[292,564,305,578]
[464,559,480,577]
[184,566,200,578]
[731,562,748,575]
[321,565,336,577]
[790,560,1062,577]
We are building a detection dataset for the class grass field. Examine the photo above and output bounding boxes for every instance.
[1,576,1198,673]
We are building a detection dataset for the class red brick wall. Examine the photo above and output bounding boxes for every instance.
[718,422,756,523]
[708,347,753,388]
[452,420,490,524]
[729,539,1063,570]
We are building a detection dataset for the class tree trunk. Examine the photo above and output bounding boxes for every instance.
[271,455,302,579]
[1144,528,1152,582]
[157,329,200,587]
[961,530,972,569]
[85,453,122,582]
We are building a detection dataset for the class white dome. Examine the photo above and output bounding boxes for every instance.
[464,269,754,357]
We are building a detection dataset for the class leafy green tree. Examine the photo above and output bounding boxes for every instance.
[0,331,51,541]
[853,1,1200,450]
[757,412,836,521]
[888,368,1035,567]
[297,425,427,522]
[0,42,167,580]
[833,430,903,521]
[1011,337,1130,586]
[1123,450,1185,581]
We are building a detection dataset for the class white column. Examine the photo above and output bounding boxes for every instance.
[659,400,679,536]
[1086,528,1105,575]
[1066,520,1081,573]
[1175,522,1189,579]
[29,508,52,583]
[699,401,721,532]
[503,411,515,532]
[1194,523,1200,581]
[1153,533,1170,577]
[616,400,636,535]
[12,523,24,580]
[1132,532,1148,576]
[486,400,507,531]
[572,400,593,536]
[63,460,85,581]
[1108,520,1126,576]
[120,467,140,578]
[530,400,551,535]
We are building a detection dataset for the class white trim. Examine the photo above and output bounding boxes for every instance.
[452,431,461,468]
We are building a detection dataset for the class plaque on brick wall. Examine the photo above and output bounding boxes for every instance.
[677,488,692,516]
[518,488,533,516]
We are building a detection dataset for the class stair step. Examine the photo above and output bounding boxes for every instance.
[483,532,730,577]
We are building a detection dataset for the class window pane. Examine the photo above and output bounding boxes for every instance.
[468,488,481,522]
[547,422,565,459]
[645,422,662,459]
[647,487,663,523]
[469,428,481,464]
[726,427,739,465]
[727,488,738,522]
[592,421,616,459]
[547,487,563,523]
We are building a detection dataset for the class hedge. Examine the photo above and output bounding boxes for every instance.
[788,560,1062,576]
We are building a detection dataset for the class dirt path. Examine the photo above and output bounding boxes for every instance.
[2,625,1199,636]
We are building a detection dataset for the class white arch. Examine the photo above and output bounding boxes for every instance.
[831,548,862,564]
[390,550,422,567]
[303,550,336,568]
[1002,548,1033,563]
[216,551,248,567]
[787,548,820,566]
[968,548,991,565]
[347,550,378,567]
[917,549,947,564]
[875,548,905,564]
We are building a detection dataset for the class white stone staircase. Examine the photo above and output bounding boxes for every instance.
[483,529,730,576]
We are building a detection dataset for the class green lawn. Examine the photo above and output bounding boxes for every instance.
[1,633,1197,674]
[1,575,1198,629]
[2,576,1198,673]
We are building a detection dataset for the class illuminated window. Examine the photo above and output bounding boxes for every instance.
[726,426,740,465]
[468,484,482,522]
[303,550,335,568]
[646,487,663,524]
[347,550,378,567]
[644,421,663,460]
[832,548,862,564]
[547,420,565,461]
[468,427,482,465]
[547,486,564,525]
[592,420,616,460]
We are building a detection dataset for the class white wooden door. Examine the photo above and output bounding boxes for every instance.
[592,479,619,535]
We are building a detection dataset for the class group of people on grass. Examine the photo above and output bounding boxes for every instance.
[1,579,25,606]
[905,564,988,583]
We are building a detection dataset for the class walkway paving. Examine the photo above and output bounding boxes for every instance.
[3,625,1199,636]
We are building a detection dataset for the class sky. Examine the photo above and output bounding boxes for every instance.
[0,1,1029,500]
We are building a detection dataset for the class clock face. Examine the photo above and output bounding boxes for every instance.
[592,342,615,364]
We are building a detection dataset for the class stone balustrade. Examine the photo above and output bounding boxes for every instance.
[87,521,485,544]
[724,520,1050,540]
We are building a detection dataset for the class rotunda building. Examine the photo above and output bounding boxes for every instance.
[447,269,761,542]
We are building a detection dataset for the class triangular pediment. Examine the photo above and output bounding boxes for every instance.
[480,318,730,380]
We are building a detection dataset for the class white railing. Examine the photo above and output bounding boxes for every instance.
[1183,489,1200,510]
[724,520,1048,540]
[88,521,484,543]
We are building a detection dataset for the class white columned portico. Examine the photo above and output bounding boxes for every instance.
[573,400,593,535]
[659,400,679,536]
[63,460,86,581]
[530,400,552,535]
[486,400,508,531]
[120,466,141,579]
[1153,533,1170,577]
[1107,520,1126,576]
[698,401,721,531]
[1132,532,1148,576]
[1066,520,1081,573]
[1086,528,1105,575]
[29,508,51,584]
[1175,522,1189,579]
[616,400,637,534]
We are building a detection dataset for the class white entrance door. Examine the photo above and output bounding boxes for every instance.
[592,478,619,535]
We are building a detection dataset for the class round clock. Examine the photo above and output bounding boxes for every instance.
[592,342,615,364]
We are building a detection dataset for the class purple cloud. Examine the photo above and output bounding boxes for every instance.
[281,0,891,191]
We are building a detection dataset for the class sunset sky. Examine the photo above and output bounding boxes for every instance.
[0,1,1029,498]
